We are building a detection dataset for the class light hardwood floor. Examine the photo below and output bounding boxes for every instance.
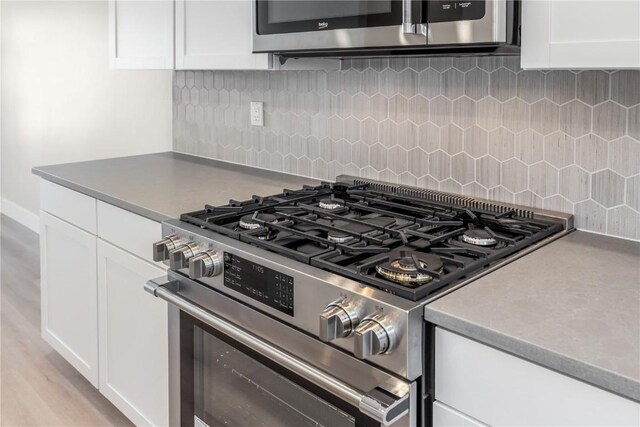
[1,215,133,427]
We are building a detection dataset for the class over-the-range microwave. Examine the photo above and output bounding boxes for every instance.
[253,0,520,57]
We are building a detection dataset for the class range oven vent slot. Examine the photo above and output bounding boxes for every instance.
[346,177,536,219]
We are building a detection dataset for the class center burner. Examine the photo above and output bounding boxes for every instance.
[461,228,498,246]
[180,180,566,301]
[376,251,443,286]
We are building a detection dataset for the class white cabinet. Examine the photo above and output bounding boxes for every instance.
[435,327,640,426]
[97,240,168,426]
[109,0,174,69]
[522,0,640,69]
[175,0,270,70]
[40,211,99,387]
[433,402,487,427]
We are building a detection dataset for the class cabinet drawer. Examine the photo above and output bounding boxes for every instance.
[40,180,97,234]
[97,201,162,264]
[435,328,640,426]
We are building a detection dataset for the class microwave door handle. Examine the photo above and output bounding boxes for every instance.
[145,277,412,426]
[402,0,426,35]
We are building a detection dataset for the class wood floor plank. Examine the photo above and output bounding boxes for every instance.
[1,215,134,427]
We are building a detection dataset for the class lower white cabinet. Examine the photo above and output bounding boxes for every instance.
[40,211,99,387]
[97,240,168,426]
[435,327,640,426]
[433,402,486,427]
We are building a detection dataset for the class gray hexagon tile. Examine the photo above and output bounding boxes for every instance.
[544,132,575,168]
[593,101,627,141]
[464,126,489,159]
[476,156,501,188]
[576,71,609,106]
[489,68,516,101]
[559,100,591,137]
[515,129,544,165]
[429,150,451,181]
[175,68,640,241]
[451,153,475,185]
[559,165,590,202]
[464,68,489,101]
[607,206,640,240]
[408,148,429,178]
[609,137,640,177]
[501,159,528,193]
[529,162,558,197]
[592,169,625,207]
[610,71,640,107]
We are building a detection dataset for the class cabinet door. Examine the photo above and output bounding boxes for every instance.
[522,0,640,69]
[40,211,99,387]
[175,0,271,70]
[97,240,168,427]
[433,402,487,427]
[109,0,174,69]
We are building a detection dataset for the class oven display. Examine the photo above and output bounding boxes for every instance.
[223,253,294,316]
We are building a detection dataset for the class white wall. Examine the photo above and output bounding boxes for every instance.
[1,0,173,230]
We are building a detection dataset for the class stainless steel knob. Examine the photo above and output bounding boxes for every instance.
[152,234,183,262]
[319,299,363,342]
[353,313,396,359]
[188,250,223,279]
[169,242,200,270]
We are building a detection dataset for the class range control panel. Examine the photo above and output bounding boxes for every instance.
[223,253,294,316]
[427,0,485,22]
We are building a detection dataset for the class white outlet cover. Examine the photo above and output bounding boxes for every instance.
[250,101,264,126]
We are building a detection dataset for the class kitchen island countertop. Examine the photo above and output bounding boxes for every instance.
[425,230,640,402]
[32,152,317,222]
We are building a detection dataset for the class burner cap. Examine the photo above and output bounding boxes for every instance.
[319,198,345,210]
[462,229,497,246]
[375,252,443,285]
[327,230,354,244]
[239,213,278,230]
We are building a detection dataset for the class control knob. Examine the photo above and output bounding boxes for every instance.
[319,299,363,342]
[188,250,223,279]
[353,313,397,359]
[152,234,183,262]
[169,242,200,270]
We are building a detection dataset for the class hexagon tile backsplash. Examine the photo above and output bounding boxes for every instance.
[173,57,640,241]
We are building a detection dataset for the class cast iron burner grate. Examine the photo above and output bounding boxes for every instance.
[181,181,564,301]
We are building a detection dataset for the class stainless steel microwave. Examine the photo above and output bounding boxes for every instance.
[253,0,519,56]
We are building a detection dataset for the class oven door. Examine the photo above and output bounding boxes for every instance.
[146,275,417,427]
[253,0,427,53]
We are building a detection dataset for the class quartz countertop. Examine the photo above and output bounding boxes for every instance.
[424,231,640,402]
[32,152,317,221]
[33,152,640,402]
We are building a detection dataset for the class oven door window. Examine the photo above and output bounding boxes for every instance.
[256,0,402,35]
[183,316,380,427]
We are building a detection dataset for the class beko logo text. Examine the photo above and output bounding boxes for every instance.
[318,22,329,29]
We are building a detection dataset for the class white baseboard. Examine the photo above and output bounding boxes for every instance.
[1,198,40,234]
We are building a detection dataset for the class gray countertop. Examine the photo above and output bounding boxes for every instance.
[425,231,640,402]
[33,152,639,402]
[32,152,316,221]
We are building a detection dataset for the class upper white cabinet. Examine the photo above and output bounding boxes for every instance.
[109,0,174,69]
[522,0,640,69]
[175,0,270,70]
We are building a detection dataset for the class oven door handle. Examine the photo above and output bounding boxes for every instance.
[145,277,412,426]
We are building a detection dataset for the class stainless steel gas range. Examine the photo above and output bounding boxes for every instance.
[145,176,573,427]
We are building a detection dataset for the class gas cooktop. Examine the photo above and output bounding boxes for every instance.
[180,177,571,301]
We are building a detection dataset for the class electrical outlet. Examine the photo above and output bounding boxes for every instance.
[250,102,264,126]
